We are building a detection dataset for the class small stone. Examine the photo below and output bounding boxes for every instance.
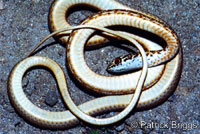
[107,129,116,134]
[45,90,58,107]
[121,130,128,134]
[14,119,21,127]
[32,0,40,3]
[0,132,8,134]
[22,78,29,88]
[0,58,5,62]
[8,131,15,134]
[0,0,4,10]
[4,105,15,113]
[115,123,125,131]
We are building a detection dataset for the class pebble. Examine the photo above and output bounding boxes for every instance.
[115,123,125,132]
[14,120,21,127]
[107,129,117,134]
[22,78,29,88]
[32,0,40,4]
[121,130,128,134]
[45,90,58,107]
[0,0,4,10]
[0,132,8,134]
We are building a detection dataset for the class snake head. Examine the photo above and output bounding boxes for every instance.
[107,57,123,73]
[107,54,142,74]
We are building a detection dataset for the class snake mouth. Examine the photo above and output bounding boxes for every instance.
[106,64,114,73]
[106,60,115,73]
[106,62,131,75]
[106,60,123,74]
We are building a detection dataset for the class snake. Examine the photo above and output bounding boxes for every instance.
[7,0,183,129]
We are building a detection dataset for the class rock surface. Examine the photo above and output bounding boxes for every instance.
[0,0,199,133]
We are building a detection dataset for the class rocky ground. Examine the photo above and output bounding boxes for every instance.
[0,0,199,133]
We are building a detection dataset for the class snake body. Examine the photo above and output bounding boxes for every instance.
[8,0,183,129]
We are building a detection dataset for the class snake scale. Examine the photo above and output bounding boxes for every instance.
[8,0,183,129]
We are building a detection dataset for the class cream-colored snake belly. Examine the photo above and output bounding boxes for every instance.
[8,0,183,129]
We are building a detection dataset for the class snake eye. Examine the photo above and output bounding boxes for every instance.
[114,57,121,65]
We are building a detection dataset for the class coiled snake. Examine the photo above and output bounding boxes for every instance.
[8,0,183,129]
